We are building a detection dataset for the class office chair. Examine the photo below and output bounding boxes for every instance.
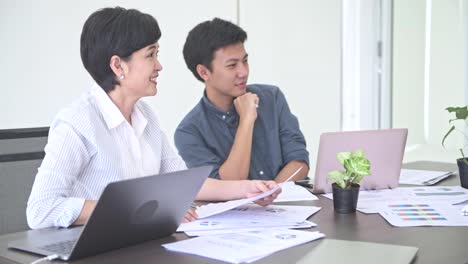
[0,127,48,235]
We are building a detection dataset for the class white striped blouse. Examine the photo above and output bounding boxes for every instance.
[26,84,187,229]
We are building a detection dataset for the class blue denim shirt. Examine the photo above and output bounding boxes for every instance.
[174,84,309,180]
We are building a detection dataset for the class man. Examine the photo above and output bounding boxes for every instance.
[175,18,309,182]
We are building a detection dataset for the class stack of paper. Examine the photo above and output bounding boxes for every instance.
[199,204,319,224]
[183,221,315,237]
[168,167,326,263]
[196,167,306,219]
[164,229,325,263]
[178,204,321,236]
[399,169,453,185]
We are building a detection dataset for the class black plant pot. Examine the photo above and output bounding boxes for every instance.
[457,158,468,189]
[332,183,360,214]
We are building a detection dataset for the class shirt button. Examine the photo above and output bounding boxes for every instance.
[259,171,264,175]
[222,115,226,120]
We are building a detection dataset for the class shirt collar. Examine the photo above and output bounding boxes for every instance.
[202,90,237,115]
[91,84,148,136]
[130,104,148,138]
[201,91,239,127]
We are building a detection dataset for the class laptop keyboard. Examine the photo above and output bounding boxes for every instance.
[39,239,76,255]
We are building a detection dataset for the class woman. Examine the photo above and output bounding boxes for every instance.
[26,7,280,229]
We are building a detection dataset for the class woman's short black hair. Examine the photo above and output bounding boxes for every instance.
[80,7,161,93]
[183,18,247,82]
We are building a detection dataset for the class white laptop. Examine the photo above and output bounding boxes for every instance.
[8,166,211,261]
[311,128,408,193]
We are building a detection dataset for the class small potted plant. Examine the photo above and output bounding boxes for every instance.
[442,106,468,188]
[327,149,371,213]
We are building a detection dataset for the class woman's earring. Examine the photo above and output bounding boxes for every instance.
[119,75,124,80]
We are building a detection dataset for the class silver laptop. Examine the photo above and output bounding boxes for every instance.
[312,129,408,193]
[8,165,211,261]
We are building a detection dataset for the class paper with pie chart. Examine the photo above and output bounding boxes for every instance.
[204,204,320,223]
[164,229,325,264]
[178,204,320,233]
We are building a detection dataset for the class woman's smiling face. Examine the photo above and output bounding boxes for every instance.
[121,42,163,98]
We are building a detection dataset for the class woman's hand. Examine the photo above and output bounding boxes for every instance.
[244,180,281,207]
[183,207,198,223]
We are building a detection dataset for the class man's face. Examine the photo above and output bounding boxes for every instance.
[204,42,249,100]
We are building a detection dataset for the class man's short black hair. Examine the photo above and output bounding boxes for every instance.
[80,7,161,93]
[183,18,247,82]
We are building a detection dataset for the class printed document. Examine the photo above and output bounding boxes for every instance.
[197,167,302,218]
[163,229,325,264]
[178,219,313,233]
[323,186,468,214]
[196,188,278,218]
[202,204,320,223]
[178,204,320,232]
[399,169,453,185]
[184,220,316,237]
[275,181,318,202]
[379,201,468,227]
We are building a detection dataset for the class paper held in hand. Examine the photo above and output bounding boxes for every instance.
[196,167,303,218]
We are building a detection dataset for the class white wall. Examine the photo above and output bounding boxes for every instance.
[393,0,465,162]
[0,0,236,138]
[427,0,465,145]
[392,0,426,146]
[239,0,342,167]
[0,0,342,168]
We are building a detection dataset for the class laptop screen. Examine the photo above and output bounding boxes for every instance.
[312,129,408,193]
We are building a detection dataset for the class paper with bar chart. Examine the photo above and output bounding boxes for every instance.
[322,186,468,214]
[379,201,468,227]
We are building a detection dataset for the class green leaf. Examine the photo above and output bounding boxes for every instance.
[352,149,365,158]
[446,106,468,120]
[344,156,370,176]
[328,149,372,188]
[328,170,346,189]
[441,125,455,148]
[336,152,351,165]
[343,159,353,173]
[352,174,365,184]
[354,157,371,175]
[442,106,468,160]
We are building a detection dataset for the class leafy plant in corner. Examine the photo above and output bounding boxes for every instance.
[442,106,468,162]
[327,149,371,189]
